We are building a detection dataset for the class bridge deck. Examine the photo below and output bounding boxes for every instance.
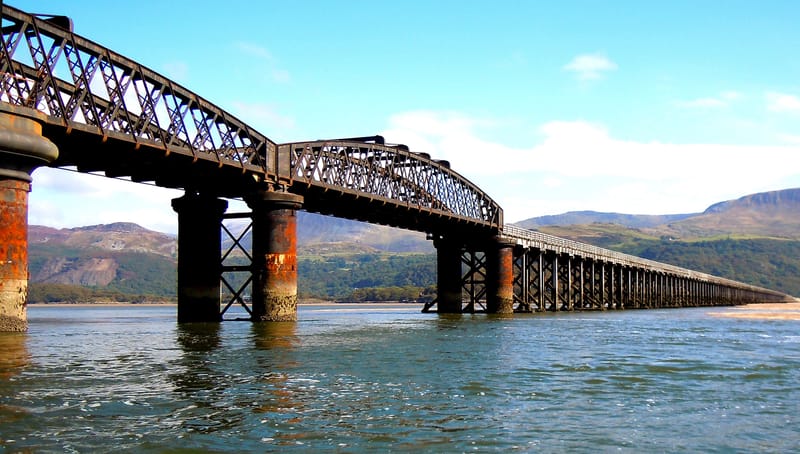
[501,224,787,298]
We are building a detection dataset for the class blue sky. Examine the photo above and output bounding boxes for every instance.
[14,0,800,232]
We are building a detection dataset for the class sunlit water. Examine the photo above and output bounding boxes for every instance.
[1,304,799,452]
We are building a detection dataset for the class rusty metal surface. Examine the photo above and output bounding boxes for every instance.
[249,192,303,322]
[0,179,30,331]
[486,240,514,314]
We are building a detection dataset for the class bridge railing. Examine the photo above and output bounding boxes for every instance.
[282,140,504,229]
[502,224,788,297]
[0,5,275,173]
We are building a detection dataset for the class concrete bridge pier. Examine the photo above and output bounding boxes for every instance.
[247,190,303,322]
[433,236,463,313]
[0,110,58,331]
[486,237,515,314]
[171,193,228,322]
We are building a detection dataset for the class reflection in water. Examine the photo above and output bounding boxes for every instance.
[251,322,298,350]
[250,322,307,444]
[169,323,237,434]
[0,332,29,379]
[0,333,30,427]
[175,323,221,352]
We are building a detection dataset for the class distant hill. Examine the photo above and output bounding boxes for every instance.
[656,188,800,240]
[516,211,696,229]
[28,187,800,300]
[515,188,800,241]
[28,223,178,301]
[28,215,433,302]
[513,188,800,296]
[223,211,432,254]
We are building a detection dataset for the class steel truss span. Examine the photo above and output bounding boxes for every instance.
[0,5,502,230]
[0,5,273,173]
[282,140,502,231]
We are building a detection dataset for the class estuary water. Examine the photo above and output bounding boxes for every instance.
[1,304,799,452]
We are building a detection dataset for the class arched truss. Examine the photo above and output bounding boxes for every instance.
[0,5,273,172]
[0,5,503,230]
[282,140,502,229]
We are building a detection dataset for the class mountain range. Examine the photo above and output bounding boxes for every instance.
[514,188,800,244]
[26,187,800,300]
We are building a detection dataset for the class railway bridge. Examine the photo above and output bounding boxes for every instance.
[0,5,790,330]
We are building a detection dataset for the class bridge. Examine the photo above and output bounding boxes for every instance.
[0,5,790,331]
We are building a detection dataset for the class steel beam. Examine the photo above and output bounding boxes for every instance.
[171,193,228,322]
[434,236,464,314]
[486,237,514,314]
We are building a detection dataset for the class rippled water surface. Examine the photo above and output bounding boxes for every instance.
[1,304,800,452]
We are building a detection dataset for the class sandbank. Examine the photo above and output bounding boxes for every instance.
[711,300,800,320]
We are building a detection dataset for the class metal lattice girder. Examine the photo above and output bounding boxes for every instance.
[220,213,254,320]
[284,141,503,231]
[0,5,274,175]
[541,252,557,311]
[512,247,545,313]
[461,249,487,313]
[1,4,503,230]
[503,224,791,304]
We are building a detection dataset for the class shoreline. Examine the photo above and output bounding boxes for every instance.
[30,301,800,320]
[710,301,800,320]
[27,301,419,308]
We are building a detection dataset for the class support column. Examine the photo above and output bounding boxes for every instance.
[434,236,463,313]
[486,237,515,314]
[171,193,228,323]
[248,190,303,322]
[0,111,58,332]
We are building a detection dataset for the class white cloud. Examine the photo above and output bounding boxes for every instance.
[563,53,617,80]
[231,101,295,134]
[382,110,800,222]
[676,91,741,109]
[29,168,182,233]
[721,91,742,101]
[677,97,727,108]
[234,41,291,84]
[235,42,274,60]
[766,91,800,113]
[162,61,189,83]
[780,134,800,144]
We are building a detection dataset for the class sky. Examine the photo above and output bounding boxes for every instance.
[12,0,800,233]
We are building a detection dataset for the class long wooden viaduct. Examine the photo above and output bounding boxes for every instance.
[0,6,791,330]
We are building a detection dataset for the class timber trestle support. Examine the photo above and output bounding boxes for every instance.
[423,225,792,315]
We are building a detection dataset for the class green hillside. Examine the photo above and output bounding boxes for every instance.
[28,187,800,302]
[619,238,800,296]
